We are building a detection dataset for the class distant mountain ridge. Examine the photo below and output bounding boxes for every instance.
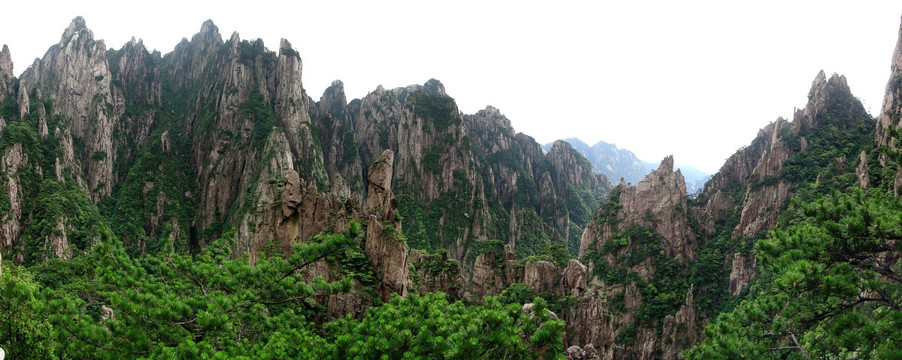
[542,138,647,184]
[544,138,710,193]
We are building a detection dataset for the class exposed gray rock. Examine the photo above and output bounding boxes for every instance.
[581,156,693,262]
[524,260,557,294]
[561,259,588,296]
[661,287,701,359]
[365,150,396,220]
[0,45,12,80]
[363,150,408,301]
[100,305,116,322]
[876,15,902,148]
[729,252,755,295]
[0,144,27,248]
[409,249,466,300]
[19,17,120,201]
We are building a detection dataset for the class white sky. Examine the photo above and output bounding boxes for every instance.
[2,1,901,174]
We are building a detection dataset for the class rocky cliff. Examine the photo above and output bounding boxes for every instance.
[0,15,892,359]
[545,138,648,186]
[571,71,875,359]
[876,15,902,149]
[0,18,609,287]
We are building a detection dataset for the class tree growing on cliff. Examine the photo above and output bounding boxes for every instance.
[686,189,902,359]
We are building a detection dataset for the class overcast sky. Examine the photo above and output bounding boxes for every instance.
[2,1,901,174]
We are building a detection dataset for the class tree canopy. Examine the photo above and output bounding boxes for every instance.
[0,223,565,359]
[686,189,902,359]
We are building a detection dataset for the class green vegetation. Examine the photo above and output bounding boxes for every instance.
[408,90,458,133]
[585,225,689,332]
[328,293,564,359]
[245,89,277,150]
[685,113,896,358]
[686,189,902,359]
[523,244,570,267]
[0,223,565,358]
[398,171,481,255]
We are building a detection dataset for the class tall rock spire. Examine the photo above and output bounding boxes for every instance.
[877,15,902,148]
[0,45,12,80]
[0,45,13,101]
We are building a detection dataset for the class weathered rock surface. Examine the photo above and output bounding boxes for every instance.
[856,150,870,188]
[561,289,614,355]
[20,17,120,201]
[0,44,13,114]
[876,15,902,148]
[660,287,701,360]
[314,80,364,198]
[363,150,409,301]
[1,144,28,249]
[729,252,755,295]
[571,71,873,359]
[580,155,693,262]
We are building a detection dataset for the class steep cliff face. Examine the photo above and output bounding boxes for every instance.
[19,17,119,200]
[875,16,902,194]
[313,80,364,198]
[580,156,693,261]
[107,38,162,183]
[0,19,608,270]
[362,150,409,301]
[545,138,648,186]
[569,71,875,359]
[342,85,611,261]
[0,45,13,122]
[409,249,466,300]
[576,156,695,359]
[876,15,902,148]
[470,242,590,300]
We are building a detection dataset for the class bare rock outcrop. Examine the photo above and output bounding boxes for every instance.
[729,253,755,295]
[660,287,701,360]
[561,289,614,355]
[470,243,591,300]
[20,17,120,201]
[470,249,511,298]
[0,44,13,113]
[856,150,870,188]
[560,259,588,296]
[735,180,792,238]
[0,45,12,80]
[314,80,364,198]
[364,150,409,301]
[876,15,902,148]
[0,144,28,248]
[364,150,396,221]
[524,261,557,293]
[566,344,600,360]
[581,156,694,262]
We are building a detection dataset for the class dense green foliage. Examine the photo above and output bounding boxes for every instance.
[682,96,877,322]
[0,222,566,358]
[687,189,902,359]
[1,226,355,358]
[327,293,565,359]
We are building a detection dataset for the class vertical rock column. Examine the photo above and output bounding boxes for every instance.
[364,150,409,301]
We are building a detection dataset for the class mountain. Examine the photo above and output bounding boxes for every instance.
[0,18,609,266]
[575,70,875,358]
[544,138,711,194]
[544,138,648,186]
[641,160,710,194]
[1,15,900,360]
